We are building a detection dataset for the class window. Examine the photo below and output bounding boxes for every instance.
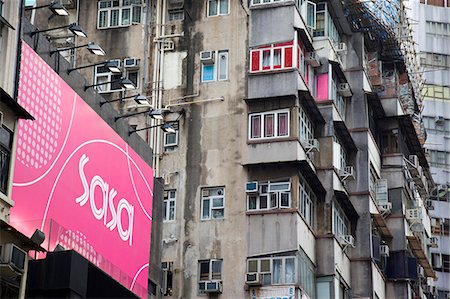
[299,177,316,226]
[163,123,178,150]
[163,190,176,221]
[305,1,316,32]
[201,50,228,82]
[207,0,229,17]
[168,9,184,21]
[299,249,315,298]
[247,180,291,211]
[299,105,314,142]
[94,61,122,93]
[251,42,294,73]
[429,150,450,168]
[333,202,350,238]
[247,256,297,285]
[333,135,348,171]
[161,262,173,296]
[249,109,289,140]
[97,0,142,29]
[126,69,139,88]
[198,259,222,292]
[431,218,450,236]
[432,253,450,273]
[0,126,12,195]
[314,3,341,45]
[426,21,450,37]
[201,187,224,220]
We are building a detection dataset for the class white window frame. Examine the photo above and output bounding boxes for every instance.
[248,109,290,140]
[97,0,142,30]
[299,176,316,226]
[168,9,184,21]
[198,259,223,292]
[126,69,139,89]
[207,0,230,17]
[163,190,176,222]
[247,179,291,211]
[201,50,228,83]
[332,202,350,238]
[247,256,297,285]
[299,105,314,142]
[94,62,123,93]
[163,130,178,148]
[201,187,225,220]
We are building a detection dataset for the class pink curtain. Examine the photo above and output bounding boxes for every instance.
[278,113,288,136]
[251,115,261,138]
[264,114,274,137]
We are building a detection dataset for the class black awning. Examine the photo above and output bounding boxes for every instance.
[0,88,34,120]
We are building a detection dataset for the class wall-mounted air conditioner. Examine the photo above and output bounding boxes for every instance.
[245,182,259,193]
[245,273,261,285]
[124,58,140,68]
[338,83,352,97]
[203,281,222,293]
[200,51,214,64]
[406,208,421,221]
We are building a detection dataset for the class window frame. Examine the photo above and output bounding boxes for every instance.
[247,179,292,211]
[299,176,316,227]
[163,130,178,148]
[250,42,294,73]
[299,105,314,142]
[198,259,223,293]
[97,0,142,29]
[163,190,176,222]
[207,0,230,17]
[0,125,12,195]
[332,201,351,238]
[247,256,297,286]
[248,109,290,141]
[201,187,225,220]
[201,50,229,83]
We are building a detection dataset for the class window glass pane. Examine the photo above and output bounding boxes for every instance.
[169,201,175,220]
[262,50,271,68]
[213,197,223,207]
[132,5,141,23]
[208,0,218,16]
[280,192,290,207]
[219,0,228,14]
[0,127,12,149]
[211,260,222,279]
[127,71,138,87]
[202,64,215,82]
[199,262,209,280]
[111,74,122,90]
[99,11,108,28]
[285,258,295,283]
[110,9,120,26]
[248,196,257,210]
[273,48,281,67]
[95,75,109,92]
[260,195,268,209]
[122,8,131,25]
[260,259,270,272]
[202,199,210,219]
[264,114,274,137]
[278,112,288,136]
[248,260,258,272]
[212,209,224,219]
[218,51,228,80]
[251,115,261,138]
[273,259,282,283]
[270,193,277,208]
[163,201,167,220]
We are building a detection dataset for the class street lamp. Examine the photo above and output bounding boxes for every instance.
[67,60,122,74]
[50,42,106,56]
[84,77,136,92]
[25,1,69,16]
[29,23,87,38]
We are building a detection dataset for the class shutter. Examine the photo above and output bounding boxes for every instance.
[251,51,260,72]
[285,47,293,68]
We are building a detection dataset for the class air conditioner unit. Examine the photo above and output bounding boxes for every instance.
[305,52,320,67]
[425,200,434,210]
[378,202,392,213]
[340,235,355,248]
[301,138,320,153]
[339,166,354,180]
[435,115,445,124]
[429,237,439,248]
[245,273,261,285]
[338,83,352,97]
[245,182,259,193]
[408,155,419,169]
[0,243,27,273]
[204,281,222,293]
[124,58,140,68]
[335,43,347,54]
[168,0,184,10]
[200,51,215,64]
[406,208,421,221]
[380,245,389,257]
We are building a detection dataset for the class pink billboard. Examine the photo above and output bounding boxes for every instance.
[11,41,153,298]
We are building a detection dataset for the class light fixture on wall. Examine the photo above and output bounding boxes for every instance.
[84,77,135,91]
[50,42,106,56]
[25,0,69,16]
[67,60,122,74]
[29,23,87,38]
[148,109,167,120]
[100,94,149,107]
[128,122,176,136]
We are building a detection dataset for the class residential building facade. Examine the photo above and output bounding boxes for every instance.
[410,1,450,298]
[30,0,438,298]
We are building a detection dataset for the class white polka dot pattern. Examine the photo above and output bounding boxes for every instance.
[58,229,100,266]
[17,45,63,169]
